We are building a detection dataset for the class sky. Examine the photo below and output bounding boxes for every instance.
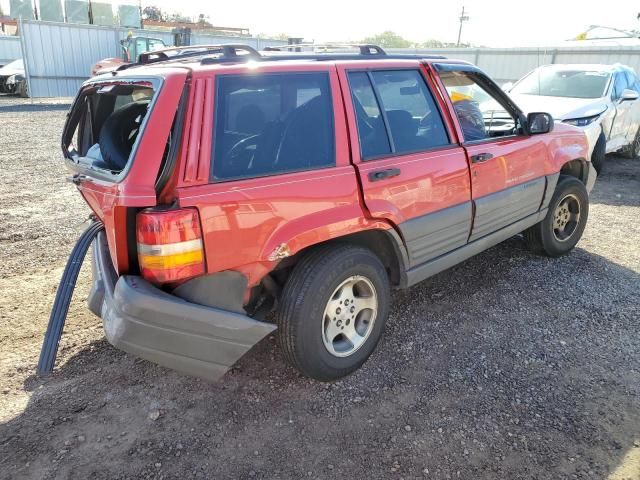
[1,0,638,47]
[142,0,639,47]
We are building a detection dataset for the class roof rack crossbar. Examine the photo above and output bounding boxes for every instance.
[136,44,261,65]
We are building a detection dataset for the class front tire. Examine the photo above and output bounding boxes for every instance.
[591,132,606,173]
[524,175,589,257]
[16,80,29,98]
[277,244,390,381]
[623,127,640,159]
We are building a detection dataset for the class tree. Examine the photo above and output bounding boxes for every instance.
[421,39,445,48]
[142,5,163,22]
[167,11,193,23]
[362,31,411,48]
[420,38,471,48]
[272,32,291,41]
[197,13,211,26]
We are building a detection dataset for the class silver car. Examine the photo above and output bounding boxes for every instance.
[505,64,640,172]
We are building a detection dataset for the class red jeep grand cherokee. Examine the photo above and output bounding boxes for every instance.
[62,45,595,382]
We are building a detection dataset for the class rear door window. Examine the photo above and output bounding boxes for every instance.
[372,70,449,154]
[347,69,449,160]
[348,72,392,159]
[212,72,335,181]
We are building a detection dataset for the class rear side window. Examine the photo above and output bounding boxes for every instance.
[212,72,335,181]
[348,72,392,158]
[348,70,449,160]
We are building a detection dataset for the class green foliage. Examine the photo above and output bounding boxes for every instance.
[197,13,211,26]
[360,32,474,49]
[167,11,193,23]
[142,5,163,22]
[420,38,471,48]
[362,31,411,48]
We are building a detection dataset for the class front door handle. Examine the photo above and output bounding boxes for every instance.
[369,168,401,182]
[470,153,494,163]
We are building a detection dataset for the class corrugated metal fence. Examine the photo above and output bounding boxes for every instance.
[17,21,640,98]
[0,36,22,65]
[190,33,285,50]
[19,20,286,97]
[388,46,640,84]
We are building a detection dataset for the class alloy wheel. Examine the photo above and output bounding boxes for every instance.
[552,193,581,242]
[322,275,378,357]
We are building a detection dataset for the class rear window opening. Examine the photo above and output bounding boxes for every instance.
[63,82,157,175]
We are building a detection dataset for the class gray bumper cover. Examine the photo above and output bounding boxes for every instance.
[88,232,276,381]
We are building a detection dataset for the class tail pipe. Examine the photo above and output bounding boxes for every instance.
[37,221,105,375]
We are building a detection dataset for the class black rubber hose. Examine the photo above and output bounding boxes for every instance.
[37,221,105,375]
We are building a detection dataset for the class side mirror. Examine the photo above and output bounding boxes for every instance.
[527,112,554,134]
[621,88,639,102]
[501,82,513,92]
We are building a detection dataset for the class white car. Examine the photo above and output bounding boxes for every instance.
[505,64,640,172]
[0,59,27,97]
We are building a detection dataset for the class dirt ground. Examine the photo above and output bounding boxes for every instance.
[0,96,639,480]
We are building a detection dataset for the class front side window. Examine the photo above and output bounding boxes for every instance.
[347,69,449,160]
[612,73,629,100]
[440,71,518,142]
[212,72,335,181]
[148,39,165,52]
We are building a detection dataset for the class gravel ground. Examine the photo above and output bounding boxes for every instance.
[0,96,639,480]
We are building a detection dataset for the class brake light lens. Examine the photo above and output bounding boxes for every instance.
[136,208,205,284]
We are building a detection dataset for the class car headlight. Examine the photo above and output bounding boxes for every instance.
[6,74,16,85]
[563,115,600,127]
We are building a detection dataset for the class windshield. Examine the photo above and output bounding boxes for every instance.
[512,68,610,99]
[1,59,23,71]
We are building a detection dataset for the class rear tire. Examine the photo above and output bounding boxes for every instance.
[591,132,606,173]
[524,175,589,257]
[277,244,390,381]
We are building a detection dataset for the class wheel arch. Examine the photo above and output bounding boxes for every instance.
[278,228,408,287]
[247,227,408,317]
[559,157,589,185]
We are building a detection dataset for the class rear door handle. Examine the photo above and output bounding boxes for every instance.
[470,153,494,163]
[369,168,401,182]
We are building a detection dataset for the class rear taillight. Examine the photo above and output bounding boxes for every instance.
[136,207,205,284]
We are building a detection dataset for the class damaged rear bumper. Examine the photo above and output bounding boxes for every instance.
[88,232,276,381]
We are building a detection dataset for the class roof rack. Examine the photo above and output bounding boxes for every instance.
[264,43,387,55]
[114,43,446,72]
[116,44,261,72]
[138,44,261,64]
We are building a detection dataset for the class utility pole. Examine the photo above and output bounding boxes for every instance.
[457,5,469,47]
